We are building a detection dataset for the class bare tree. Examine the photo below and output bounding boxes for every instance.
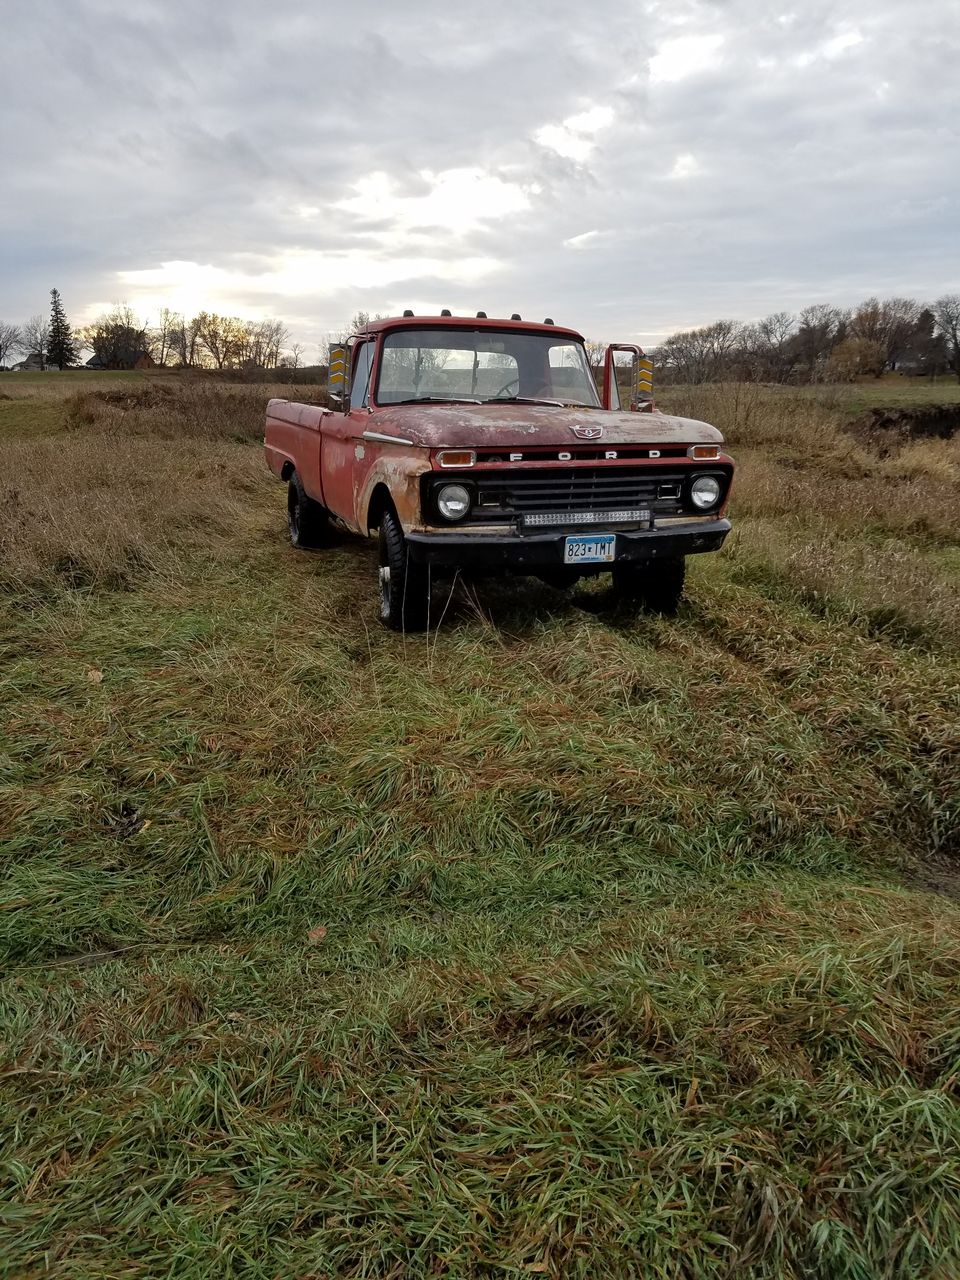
[583,340,605,373]
[826,336,886,382]
[236,319,287,369]
[196,313,249,369]
[288,342,305,369]
[794,304,847,382]
[333,311,387,344]
[82,305,149,368]
[748,312,798,382]
[657,319,743,383]
[933,294,960,383]
[0,322,21,369]
[22,314,51,370]
[170,313,204,367]
[264,320,289,368]
[153,308,179,366]
[849,296,921,374]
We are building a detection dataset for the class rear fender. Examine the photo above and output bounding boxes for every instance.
[264,398,332,503]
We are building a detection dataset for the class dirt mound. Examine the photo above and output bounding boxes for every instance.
[66,382,179,426]
[854,403,960,452]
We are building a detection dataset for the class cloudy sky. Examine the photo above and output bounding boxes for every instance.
[2,0,957,351]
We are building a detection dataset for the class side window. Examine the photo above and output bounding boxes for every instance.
[350,342,373,409]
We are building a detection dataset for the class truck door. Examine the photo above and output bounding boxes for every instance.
[319,339,374,529]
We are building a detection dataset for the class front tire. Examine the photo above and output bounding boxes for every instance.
[611,556,685,614]
[287,474,330,549]
[378,509,431,631]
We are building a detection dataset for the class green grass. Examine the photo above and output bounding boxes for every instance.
[826,376,960,415]
[1,380,959,1277]
[0,369,143,384]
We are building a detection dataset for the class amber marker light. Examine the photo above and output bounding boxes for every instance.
[688,444,721,460]
[437,450,477,468]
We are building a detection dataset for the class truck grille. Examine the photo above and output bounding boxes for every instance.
[472,467,685,517]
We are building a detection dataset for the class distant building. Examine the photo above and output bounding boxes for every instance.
[86,350,156,371]
[11,353,54,371]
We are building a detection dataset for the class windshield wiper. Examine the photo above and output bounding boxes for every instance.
[486,395,569,407]
[392,396,483,405]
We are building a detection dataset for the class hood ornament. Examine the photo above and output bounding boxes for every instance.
[571,424,603,439]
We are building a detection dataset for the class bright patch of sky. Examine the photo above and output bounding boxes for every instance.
[534,104,614,161]
[797,28,865,66]
[668,154,701,180]
[117,251,501,320]
[649,34,724,83]
[336,168,533,236]
[563,230,602,249]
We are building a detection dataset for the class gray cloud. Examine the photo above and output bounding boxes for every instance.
[1,0,957,350]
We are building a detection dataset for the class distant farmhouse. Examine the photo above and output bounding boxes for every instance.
[86,350,156,371]
[11,353,55,372]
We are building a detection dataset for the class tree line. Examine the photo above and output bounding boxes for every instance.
[0,293,305,372]
[655,295,960,384]
[4,291,959,383]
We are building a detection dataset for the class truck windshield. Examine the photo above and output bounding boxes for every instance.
[376,328,601,408]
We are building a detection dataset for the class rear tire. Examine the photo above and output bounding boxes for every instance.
[378,508,431,631]
[611,556,685,614]
[287,474,330,549]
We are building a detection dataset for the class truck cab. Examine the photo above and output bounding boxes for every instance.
[264,312,733,630]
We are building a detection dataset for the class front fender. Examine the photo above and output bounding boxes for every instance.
[356,447,430,536]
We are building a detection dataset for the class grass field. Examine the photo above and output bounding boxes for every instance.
[1,374,959,1277]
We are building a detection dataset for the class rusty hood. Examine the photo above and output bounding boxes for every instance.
[369,403,724,449]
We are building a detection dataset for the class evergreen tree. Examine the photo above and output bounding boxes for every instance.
[47,288,79,370]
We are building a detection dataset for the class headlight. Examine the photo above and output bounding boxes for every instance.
[436,483,471,521]
[690,475,721,510]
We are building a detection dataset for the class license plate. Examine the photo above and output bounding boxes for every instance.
[564,534,616,564]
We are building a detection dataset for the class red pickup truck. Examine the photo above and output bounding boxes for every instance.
[264,312,733,630]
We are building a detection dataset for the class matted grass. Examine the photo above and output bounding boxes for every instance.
[1,379,959,1277]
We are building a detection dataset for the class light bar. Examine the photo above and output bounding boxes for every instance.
[688,444,721,460]
[524,509,652,528]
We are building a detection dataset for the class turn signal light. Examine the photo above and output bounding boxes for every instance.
[437,450,477,468]
[688,444,721,460]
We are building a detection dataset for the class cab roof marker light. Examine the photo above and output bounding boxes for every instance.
[476,311,487,318]
[437,449,477,468]
[441,309,452,316]
[688,444,721,460]
[511,313,522,321]
[403,309,414,317]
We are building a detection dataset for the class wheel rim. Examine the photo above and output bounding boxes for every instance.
[289,494,300,540]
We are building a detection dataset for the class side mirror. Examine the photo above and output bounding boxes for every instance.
[328,343,348,410]
[603,344,654,411]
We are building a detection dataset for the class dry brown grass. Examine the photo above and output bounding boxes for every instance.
[0,380,296,590]
[656,382,960,647]
[0,431,267,589]
[658,381,849,453]
[877,434,960,484]
[663,383,960,544]
[63,379,322,442]
[726,518,960,647]
[733,451,960,543]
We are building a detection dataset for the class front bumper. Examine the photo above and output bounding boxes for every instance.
[405,518,731,569]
